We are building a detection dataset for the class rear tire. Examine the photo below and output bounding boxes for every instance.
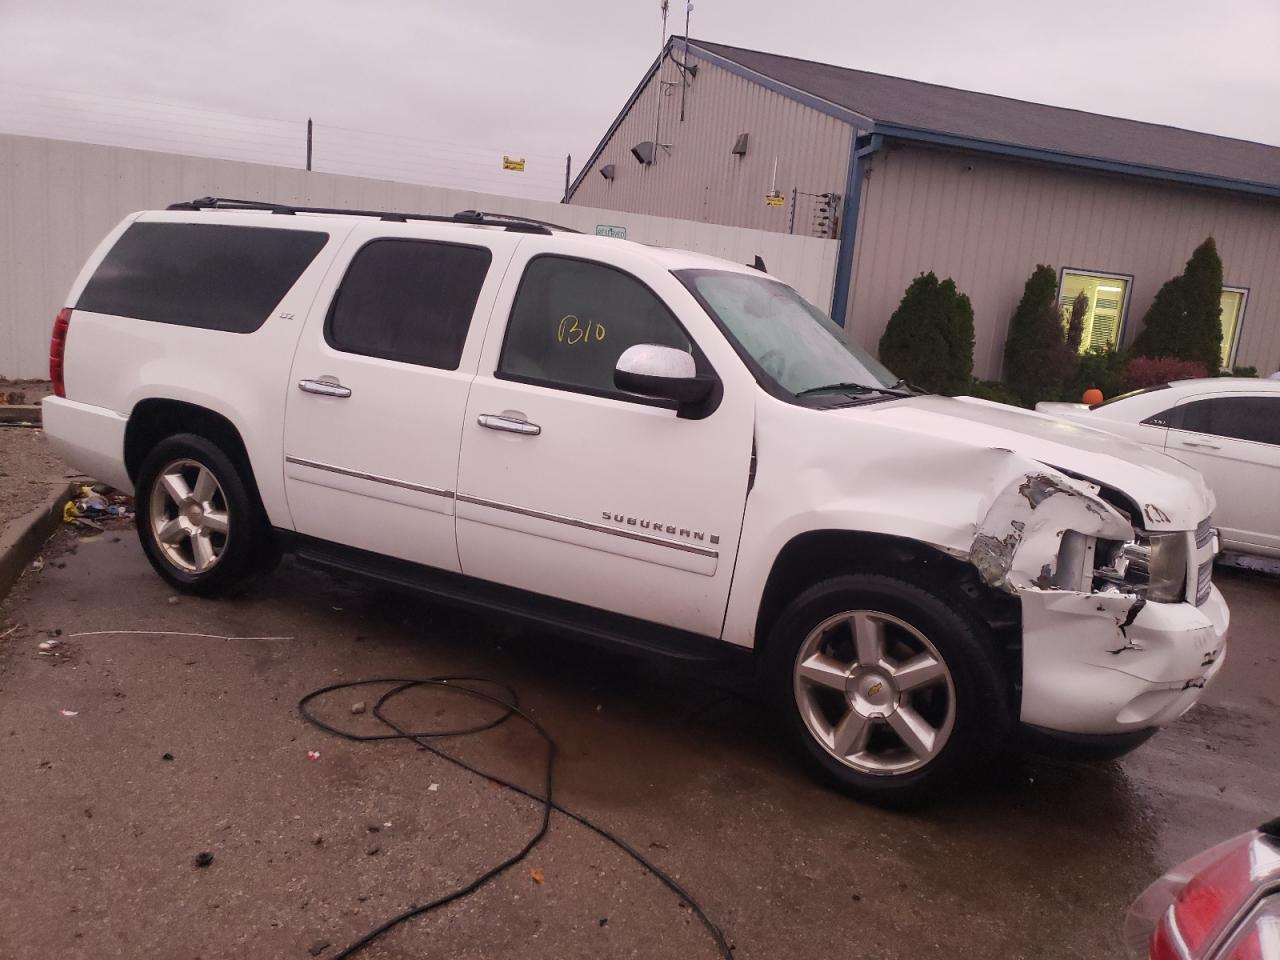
[764,572,1010,805]
[134,433,269,595]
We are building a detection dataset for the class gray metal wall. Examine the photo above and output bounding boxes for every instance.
[567,48,854,233]
[846,144,1280,378]
[0,133,837,377]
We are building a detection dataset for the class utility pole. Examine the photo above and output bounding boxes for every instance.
[788,187,797,234]
[564,154,571,200]
[306,118,313,172]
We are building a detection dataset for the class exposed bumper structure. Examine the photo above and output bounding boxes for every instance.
[41,397,133,494]
[1019,584,1229,735]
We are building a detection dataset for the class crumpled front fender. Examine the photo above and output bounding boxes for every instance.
[970,470,1133,594]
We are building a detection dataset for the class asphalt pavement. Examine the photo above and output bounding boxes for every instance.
[1,524,1276,959]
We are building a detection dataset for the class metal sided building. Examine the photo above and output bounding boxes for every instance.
[566,38,1280,379]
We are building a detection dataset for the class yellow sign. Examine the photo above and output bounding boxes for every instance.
[503,156,526,172]
[765,193,784,207]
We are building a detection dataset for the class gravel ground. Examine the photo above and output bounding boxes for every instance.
[0,426,74,529]
[0,378,53,406]
[0,524,1276,960]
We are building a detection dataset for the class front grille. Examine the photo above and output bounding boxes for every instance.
[1195,516,1214,549]
[1195,560,1213,606]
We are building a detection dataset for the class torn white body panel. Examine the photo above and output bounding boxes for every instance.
[970,471,1132,594]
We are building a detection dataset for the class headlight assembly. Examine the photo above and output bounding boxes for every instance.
[1094,532,1189,602]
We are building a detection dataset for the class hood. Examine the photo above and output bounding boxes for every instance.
[843,394,1213,529]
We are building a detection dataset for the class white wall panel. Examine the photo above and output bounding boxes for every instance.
[567,50,854,235]
[846,144,1280,379]
[0,134,836,377]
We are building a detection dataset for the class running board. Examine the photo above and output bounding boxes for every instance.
[276,531,745,665]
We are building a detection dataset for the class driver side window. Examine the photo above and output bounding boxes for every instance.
[498,255,691,397]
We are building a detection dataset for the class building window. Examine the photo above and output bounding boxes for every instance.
[1059,270,1131,353]
[1220,287,1248,369]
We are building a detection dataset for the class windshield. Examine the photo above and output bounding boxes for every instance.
[677,269,898,396]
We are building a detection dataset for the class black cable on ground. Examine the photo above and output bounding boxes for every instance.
[298,677,734,959]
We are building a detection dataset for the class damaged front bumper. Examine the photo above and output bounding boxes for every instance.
[969,466,1228,740]
[1019,583,1228,736]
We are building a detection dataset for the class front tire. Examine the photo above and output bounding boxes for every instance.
[764,572,1010,805]
[135,433,267,595]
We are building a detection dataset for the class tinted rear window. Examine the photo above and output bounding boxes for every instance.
[325,239,491,369]
[78,222,329,333]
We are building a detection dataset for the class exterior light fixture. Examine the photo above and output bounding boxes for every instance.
[600,164,617,180]
[732,133,749,156]
[630,141,656,165]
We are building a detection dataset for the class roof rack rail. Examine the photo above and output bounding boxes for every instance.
[165,197,580,235]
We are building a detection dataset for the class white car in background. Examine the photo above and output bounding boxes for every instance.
[1038,378,1280,558]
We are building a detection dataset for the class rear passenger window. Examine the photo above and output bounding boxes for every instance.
[326,239,491,369]
[1180,397,1280,445]
[498,255,691,397]
[78,222,328,333]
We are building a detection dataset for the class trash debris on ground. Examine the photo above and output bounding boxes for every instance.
[193,851,214,868]
[530,868,545,884]
[306,750,320,761]
[427,783,439,792]
[162,752,175,761]
[37,640,58,652]
[59,709,79,717]
[30,557,44,572]
[167,596,180,605]
[350,701,366,715]
[64,485,134,531]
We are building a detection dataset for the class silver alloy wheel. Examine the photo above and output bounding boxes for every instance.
[793,610,956,775]
[148,458,230,574]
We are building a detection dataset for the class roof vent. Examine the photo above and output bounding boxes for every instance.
[600,163,617,181]
[732,133,749,156]
[630,141,656,166]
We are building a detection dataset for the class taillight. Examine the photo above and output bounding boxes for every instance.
[1159,837,1257,957]
[1129,826,1280,960]
[50,308,71,398]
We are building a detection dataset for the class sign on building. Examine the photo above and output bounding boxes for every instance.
[502,156,526,172]
[594,224,627,239]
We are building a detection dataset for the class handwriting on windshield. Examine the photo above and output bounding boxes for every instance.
[557,314,606,345]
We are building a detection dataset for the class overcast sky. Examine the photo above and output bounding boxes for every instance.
[1,0,1277,199]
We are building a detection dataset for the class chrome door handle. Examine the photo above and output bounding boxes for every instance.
[297,378,352,398]
[1181,439,1220,450]
[477,414,541,436]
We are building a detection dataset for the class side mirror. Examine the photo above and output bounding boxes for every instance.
[614,344,715,406]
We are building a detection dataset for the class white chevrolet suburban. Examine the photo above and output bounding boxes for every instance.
[43,197,1228,802]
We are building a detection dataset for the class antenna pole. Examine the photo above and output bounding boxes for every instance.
[305,118,313,171]
[654,1,669,165]
[680,2,692,121]
[564,154,570,200]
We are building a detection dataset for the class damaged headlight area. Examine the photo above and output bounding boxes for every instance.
[1058,530,1189,602]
